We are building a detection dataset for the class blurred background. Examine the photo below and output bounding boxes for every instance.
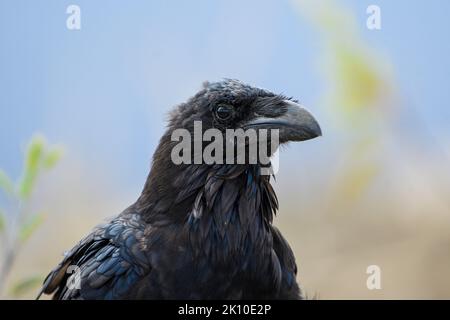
[1,0,450,299]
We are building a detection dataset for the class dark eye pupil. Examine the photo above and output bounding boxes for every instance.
[216,106,231,120]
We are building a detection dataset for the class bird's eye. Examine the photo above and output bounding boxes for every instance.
[216,105,232,121]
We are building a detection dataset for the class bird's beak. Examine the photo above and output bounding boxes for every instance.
[243,100,322,143]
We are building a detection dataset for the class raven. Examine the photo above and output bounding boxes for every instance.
[37,79,321,300]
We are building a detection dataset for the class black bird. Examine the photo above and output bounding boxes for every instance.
[37,79,321,300]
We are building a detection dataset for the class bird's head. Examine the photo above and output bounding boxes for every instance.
[167,79,321,146]
[140,79,321,220]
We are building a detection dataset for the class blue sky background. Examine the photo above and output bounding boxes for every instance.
[1,0,449,192]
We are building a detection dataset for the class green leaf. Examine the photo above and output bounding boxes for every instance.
[42,147,64,170]
[18,135,46,199]
[19,213,46,243]
[0,169,14,196]
[9,275,43,297]
[0,208,5,232]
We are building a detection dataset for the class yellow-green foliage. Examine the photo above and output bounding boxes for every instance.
[0,134,63,297]
[293,0,396,209]
[17,135,64,200]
